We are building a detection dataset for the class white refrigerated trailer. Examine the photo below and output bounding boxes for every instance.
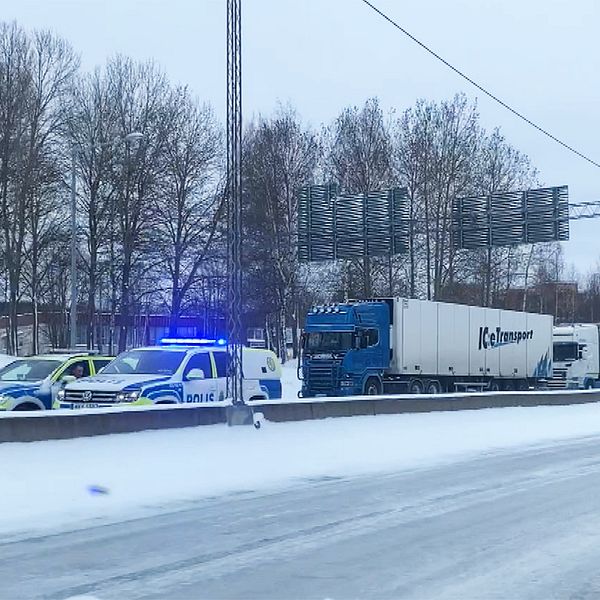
[391,298,554,392]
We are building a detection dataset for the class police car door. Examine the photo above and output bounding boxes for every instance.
[211,350,228,401]
[182,351,217,403]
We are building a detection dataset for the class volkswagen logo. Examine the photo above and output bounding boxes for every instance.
[82,391,93,402]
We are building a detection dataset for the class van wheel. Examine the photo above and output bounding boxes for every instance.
[13,403,40,411]
[364,377,381,396]
[409,379,423,394]
[426,380,441,395]
[585,379,595,390]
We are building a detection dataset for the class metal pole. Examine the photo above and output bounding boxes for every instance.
[69,145,77,349]
[226,0,244,404]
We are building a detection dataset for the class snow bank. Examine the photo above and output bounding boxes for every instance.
[3,402,600,539]
[281,357,300,399]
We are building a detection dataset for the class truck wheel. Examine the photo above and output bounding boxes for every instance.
[426,380,441,395]
[409,379,423,394]
[364,377,381,396]
[585,379,595,390]
[489,380,500,392]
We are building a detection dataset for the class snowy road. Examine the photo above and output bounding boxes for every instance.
[5,435,600,599]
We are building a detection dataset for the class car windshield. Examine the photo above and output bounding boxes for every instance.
[0,359,61,382]
[102,350,186,375]
[553,342,578,362]
[305,331,354,353]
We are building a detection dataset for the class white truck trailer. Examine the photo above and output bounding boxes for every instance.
[301,297,554,396]
[551,324,600,389]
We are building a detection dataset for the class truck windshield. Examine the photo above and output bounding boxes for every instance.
[305,331,353,353]
[102,350,186,375]
[0,359,61,382]
[553,342,578,362]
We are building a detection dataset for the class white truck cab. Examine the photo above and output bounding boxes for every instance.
[56,339,282,409]
[551,324,600,389]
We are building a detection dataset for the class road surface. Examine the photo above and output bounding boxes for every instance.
[3,436,600,599]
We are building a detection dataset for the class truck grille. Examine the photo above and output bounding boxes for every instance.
[64,390,119,403]
[548,368,567,389]
[304,360,340,394]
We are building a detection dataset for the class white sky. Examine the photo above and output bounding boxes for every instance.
[3,0,600,275]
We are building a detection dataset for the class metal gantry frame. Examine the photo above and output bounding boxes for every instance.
[569,200,600,220]
[226,0,244,404]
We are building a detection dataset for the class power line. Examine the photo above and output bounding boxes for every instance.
[359,0,600,170]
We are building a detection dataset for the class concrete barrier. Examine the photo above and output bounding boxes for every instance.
[0,406,226,443]
[253,390,600,423]
[2,390,600,443]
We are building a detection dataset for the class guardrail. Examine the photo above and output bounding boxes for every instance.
[1,389,600,444]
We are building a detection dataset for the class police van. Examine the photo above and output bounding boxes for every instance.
[56,339,282,408]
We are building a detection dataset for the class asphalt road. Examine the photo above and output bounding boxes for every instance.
[4,436,600,599]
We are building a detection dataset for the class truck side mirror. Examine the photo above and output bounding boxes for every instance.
[61,375,76,385]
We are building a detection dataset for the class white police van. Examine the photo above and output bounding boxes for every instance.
[56,339,282,409]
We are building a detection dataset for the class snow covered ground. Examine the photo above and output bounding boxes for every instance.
[4,402,600,540]
[280,357,300,399]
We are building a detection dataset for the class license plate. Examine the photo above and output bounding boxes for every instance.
[72,403,100,409]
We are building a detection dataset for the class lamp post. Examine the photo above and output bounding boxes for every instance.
[69,132,144,350]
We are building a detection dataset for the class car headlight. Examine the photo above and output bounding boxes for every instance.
[116,390,141,403]
[57,389,66,400]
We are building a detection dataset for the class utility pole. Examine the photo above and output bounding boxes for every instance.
[226,0,244,406]
[70,145,77,349]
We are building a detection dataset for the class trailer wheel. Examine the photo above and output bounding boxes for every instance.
[409,379,424,394]
[489,380,501,392]
[426,380,441,395]
[364,377,382,396]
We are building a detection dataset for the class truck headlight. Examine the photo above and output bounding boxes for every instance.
[116,390,141,403]
[0,394,12,407]
[57,389,66,400]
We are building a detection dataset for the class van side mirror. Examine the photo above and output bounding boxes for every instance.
[187,368,205,381]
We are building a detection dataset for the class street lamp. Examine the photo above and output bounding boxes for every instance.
[69,132,145,349]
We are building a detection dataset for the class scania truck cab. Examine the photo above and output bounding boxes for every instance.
[551,324,600,389]
[300,302,390,397]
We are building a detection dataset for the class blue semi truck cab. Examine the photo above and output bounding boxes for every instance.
[300,301,391,397]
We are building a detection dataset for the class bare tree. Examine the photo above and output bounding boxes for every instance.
[244,106,319,360]
[153,87,224,335]
[106,56,169,351]
[325,97,392,296]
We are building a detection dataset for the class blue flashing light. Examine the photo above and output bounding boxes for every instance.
[216,338,227,346]
[159,337,224,347]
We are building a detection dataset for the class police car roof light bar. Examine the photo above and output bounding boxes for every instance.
[159,337,228,347]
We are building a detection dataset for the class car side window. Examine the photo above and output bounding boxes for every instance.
[212,352,228,378]
[183,353,213,379]
[367,329,379,347]
[60,359,91,379]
